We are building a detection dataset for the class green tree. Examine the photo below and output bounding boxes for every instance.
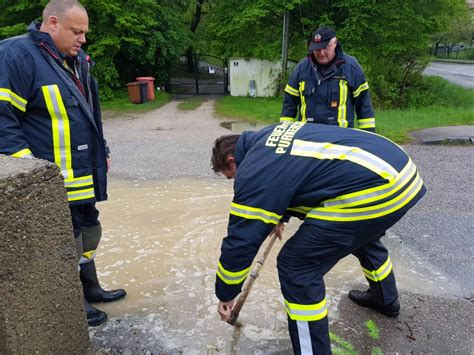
[199,0,468,106]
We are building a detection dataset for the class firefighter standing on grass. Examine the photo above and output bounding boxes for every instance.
[281,26,376,132]
[212,122,426,354]
[0,0,125,326]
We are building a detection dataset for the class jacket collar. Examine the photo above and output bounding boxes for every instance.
[28,20,67,60]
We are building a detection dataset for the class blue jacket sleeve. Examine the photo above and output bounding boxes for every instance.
[351,61,376,132]
[0,45,34,158]
[280,63,301,122]
[216,181,292,302]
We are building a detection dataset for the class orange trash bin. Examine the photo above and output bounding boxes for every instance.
[136,76,155,101]
[126,82,142,104]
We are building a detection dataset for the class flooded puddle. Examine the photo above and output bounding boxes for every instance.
[220,121,270,133]
[93,178,461,353]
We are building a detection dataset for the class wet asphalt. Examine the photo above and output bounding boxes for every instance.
[99,100,474,353]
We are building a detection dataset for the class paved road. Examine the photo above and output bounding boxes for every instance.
[423,61,474,87]
[100,101,473,353]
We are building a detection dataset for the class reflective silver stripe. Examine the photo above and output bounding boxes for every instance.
[64,176,94,188]
[216,261,250,285]
[358,118,375,128]
[67,189,95,202]
[0,89,27,111]
[230,202,281,224]
[363,257,393,282]
[307,173,423,221]
[323,159,417,208]
[337,80,348,127]
[353,82,369,97]
[285,84,299,96]
[43,85,73,180]
[291,139,398,180]
[287,304,328,318]
[297,321,313,355]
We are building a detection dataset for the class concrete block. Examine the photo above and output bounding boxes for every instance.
[0,155,90,354]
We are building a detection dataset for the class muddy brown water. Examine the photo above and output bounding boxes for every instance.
[92,178,461,353]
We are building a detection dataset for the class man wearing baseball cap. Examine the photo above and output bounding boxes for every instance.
[280,26,376,132]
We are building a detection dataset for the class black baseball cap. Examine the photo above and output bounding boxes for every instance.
[308,26,336,51]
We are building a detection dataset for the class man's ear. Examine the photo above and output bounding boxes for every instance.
[48,16,59,31]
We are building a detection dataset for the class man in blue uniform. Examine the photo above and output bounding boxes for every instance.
[281,26,375,132]
[0,0,125,326]
[212,122,426,354]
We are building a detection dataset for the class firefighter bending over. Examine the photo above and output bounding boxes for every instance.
[211,122,426,354]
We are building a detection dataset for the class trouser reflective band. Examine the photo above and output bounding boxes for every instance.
[353,239,398,305]
[287,311,331,355]
[78,224,102,264]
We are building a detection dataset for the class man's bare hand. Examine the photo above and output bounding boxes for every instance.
[272,222,285,240]
[217,300,235,322]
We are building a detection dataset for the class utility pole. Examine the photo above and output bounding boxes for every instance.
[280,9,289,94]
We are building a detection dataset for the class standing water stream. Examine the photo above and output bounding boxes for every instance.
[89,177,461,354]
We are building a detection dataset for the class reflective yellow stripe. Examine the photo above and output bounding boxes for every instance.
[64,175,94,188]
[67,188,95,202]
[323,159,416,208]
[230,202,282,224]
[362,257,393,282]
[79,250,96,264]
[285,84,299,96]
[216,261,250,285]
[306,173,423,222]
[287,206,312,215]
[358,118,375,129]
[0,88,27,112]
[337,80,348,127]
[280,117,296,122]
[291,139,398,180]
[11,148,34,159]
[298,82,307,122]
[353,82,369,98]
[42,85,73,180]
[285,298,328,321]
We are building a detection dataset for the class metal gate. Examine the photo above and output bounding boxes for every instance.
[166,53,228,94]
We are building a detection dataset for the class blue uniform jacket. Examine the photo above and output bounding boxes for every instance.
[0,22,108,205]
[280,44,375,131]
[216,122,426,301]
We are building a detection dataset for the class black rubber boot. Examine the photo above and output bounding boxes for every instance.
[84,300,108,327]
[80,260,126,303]
[348,289,400,317]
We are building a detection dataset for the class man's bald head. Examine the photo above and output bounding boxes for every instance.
[40,0,89,57]
[42,0,87,22]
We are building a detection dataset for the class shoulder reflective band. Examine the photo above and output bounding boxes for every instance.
[358,118,375,129]
[306,172,423,222]
[323,159,416,208]
[0,88,27,112]
[362,256,392,282]
[216,261,250,285]
[298,81,307,122]
[285,84,299,97]
[285,298,328,321]
[291,139,398,180]
[337,80,348,128]
[353,82,369,98]
[12,148,34,159]
[230,202,282,225]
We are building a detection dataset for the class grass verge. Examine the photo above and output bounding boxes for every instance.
[215,77,474,143]
[101,91,170,112]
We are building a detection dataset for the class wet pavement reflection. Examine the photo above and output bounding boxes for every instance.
[94,178,461,353]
